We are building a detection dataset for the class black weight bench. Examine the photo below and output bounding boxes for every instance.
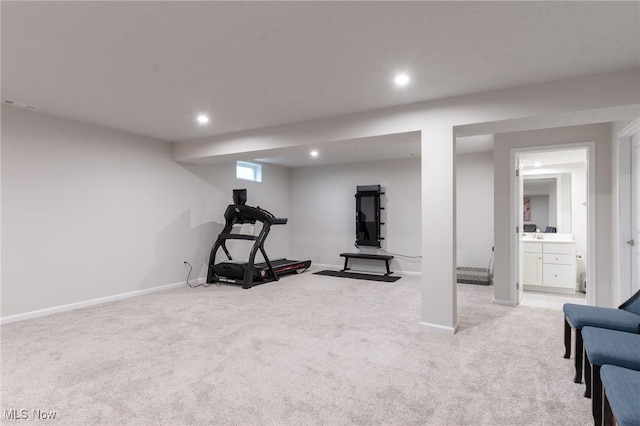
[340,253,394,276]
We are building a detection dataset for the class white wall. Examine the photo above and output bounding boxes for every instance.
[455,152,494,268]
[1,106,290,318]
[493,123,612,306]
[564,162,589,281]
[290,157,421,274]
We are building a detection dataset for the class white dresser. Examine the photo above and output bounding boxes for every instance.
[523,239,576,293]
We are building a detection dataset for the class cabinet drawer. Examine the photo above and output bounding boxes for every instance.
[543,253,574,265]
[523,242,542,253]
[543,264,575,288]
[543,243,575,255]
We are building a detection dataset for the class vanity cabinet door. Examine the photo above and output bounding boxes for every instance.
[523,252,543,286]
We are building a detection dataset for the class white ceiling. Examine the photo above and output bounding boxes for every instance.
[247,132,495,168]
[256,131,421,168]
[0,1,640,167]
[2,1,639,148]
[456,135,494,154]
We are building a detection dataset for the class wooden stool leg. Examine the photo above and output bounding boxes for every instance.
[584,350,591,398]
[592,364,602,426]
[564,317,571,359]
[603,388,614,426]
[574,329,583,383]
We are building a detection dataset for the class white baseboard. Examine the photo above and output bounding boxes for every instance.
[0,278,205,325]
[523,284,577,295]
[493,298,516,306]
[399,270,422,277]
[312,263,343,270]
[419,321,459,335]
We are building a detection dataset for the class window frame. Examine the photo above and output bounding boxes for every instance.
[236,161,262,182]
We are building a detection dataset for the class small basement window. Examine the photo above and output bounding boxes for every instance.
[236,161,262,182]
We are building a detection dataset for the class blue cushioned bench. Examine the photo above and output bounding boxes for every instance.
[563,290,640,384]
[581,327,640,425]
[601,365,640,426]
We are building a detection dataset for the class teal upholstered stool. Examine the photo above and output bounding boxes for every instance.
[563,290,640,383]
[581,327,640,425]
[601,365,640,426]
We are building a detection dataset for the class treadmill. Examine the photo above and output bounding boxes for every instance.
[206,189,311,289]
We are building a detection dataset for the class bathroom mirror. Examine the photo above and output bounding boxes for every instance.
[523,173,572,233]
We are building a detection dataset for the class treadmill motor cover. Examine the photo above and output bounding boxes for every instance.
[213,261,267,280]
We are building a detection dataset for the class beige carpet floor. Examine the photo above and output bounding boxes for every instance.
[1,268,591,425]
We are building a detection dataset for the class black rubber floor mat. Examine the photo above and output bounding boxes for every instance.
[313,270,401,282]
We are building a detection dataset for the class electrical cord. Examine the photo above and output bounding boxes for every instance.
[184,261,215,288]
[377,248,422,259]
[354,242,422,259]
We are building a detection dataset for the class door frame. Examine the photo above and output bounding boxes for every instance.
[514,153,524,303]
[616,118,640,304]
[510,142,596,306]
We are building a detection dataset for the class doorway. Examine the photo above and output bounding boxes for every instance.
[617,118,640,304]
[511,145,594,306]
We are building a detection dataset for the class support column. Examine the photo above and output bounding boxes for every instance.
[420,126,458,334]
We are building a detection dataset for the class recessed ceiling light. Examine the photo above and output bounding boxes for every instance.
[310,150,319,158]
[534,161,543,168]
[394,73,410,87]
[196,114,210,125]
